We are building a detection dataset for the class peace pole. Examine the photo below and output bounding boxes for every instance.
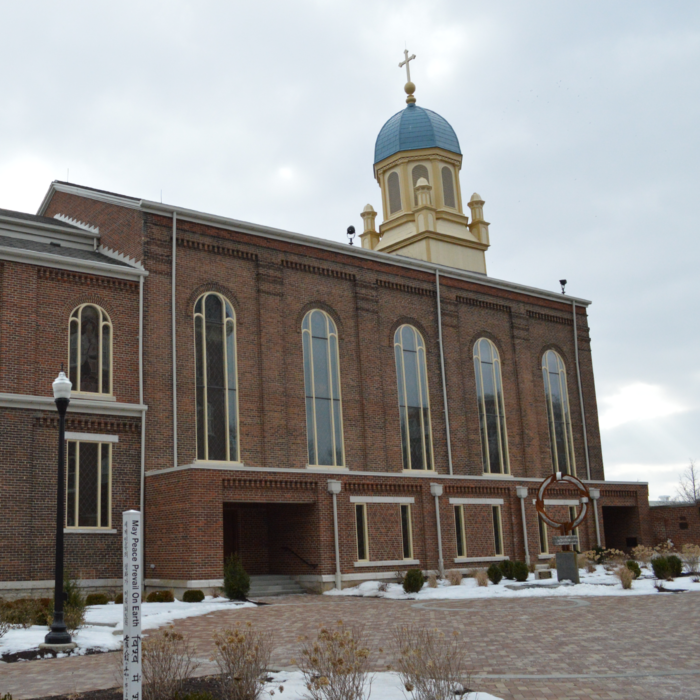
[123,510,143,700]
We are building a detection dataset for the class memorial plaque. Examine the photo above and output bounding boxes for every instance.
[553,535,579,546]
[123,510,142,700]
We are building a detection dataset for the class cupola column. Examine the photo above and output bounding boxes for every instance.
[468,193,490,246]
[414,178,436,234]
[360,204,380,250]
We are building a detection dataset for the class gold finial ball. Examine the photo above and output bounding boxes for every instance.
[404,81,415,95]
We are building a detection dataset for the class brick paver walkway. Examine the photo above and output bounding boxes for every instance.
[1,593,699,699]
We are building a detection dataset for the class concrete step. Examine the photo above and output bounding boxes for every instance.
[248,575,306,597]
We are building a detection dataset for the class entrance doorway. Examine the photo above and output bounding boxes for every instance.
[602,506,640,551]
[223,505,241,564]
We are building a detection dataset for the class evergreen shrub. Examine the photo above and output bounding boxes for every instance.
[512,561,529,582]
[487,563,503,584]
[86,593,110,606]
[402,568,425,594]
[625,561,641,579]
[223,554,250,601]
[114,592,124,604]
[183,590,205,603]
[146,590,175,603]
[499,560,515,580]
[652,556,672,581]
[667,555,683,578]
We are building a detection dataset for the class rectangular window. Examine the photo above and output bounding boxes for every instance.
[454,505,467,558]
[538,517,549,554]
[355,504,368,561]
[66,441,112,529]
[401,504,413,559]
[569,506,579,548]
[492,505,503,556]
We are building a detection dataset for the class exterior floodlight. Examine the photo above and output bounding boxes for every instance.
[347,225,356,246]
[559,279,567,295]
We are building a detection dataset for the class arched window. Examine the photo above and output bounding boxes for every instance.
[441,166,456,208]
[194,293,239,462]
[394,325,433,470]
[542,349,576,475]
[388,172,402,214]
[302,309,344,466]
[69,304,112,394]
[473,338,510,474]
[412,165,430,205]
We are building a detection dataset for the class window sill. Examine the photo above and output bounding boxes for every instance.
[354,559,420,568]
[306,465,349,472]
[70,393,117,402]
[538,553,554,559]
[454,556,508,563]
[482,472,513,479]
[64,528,117,534]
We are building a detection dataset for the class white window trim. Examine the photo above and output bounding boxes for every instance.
[354,559,420,568]
[350,496,415,504]
[66,440,112,530]
[65,432,119,443]
[449,497,504,505]
[536,498,580,506]
[454,556,509,564]
[64,528,117,534]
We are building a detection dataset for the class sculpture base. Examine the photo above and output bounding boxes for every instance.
[39,642,77,652]
[555,551,580,584]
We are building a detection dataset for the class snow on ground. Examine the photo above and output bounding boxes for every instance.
[263,670,501,700]
[0,597,254,656]
[326,565,700,600]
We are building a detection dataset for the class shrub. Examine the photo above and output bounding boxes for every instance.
[631,544,654,567]
[86,593,110,606]
[475,570,489,587]
[142,627,199,700]
[214,622,273,700]
[512,561,529,582]
[487,563,502,585]
[652,556,672,581]
[667,555,683,578]
[615,565,634,590]
[183,590,205,603]
[427,573,438,588]
[114,592,124,604]
[0,602,10,639]
[223,554,250,601]
[680,544,700,574]
[547,557,557,569]
[179,694,214,700]
[446,570,462,586]
[33,598,53,626]
[528,561,536,574]
[393,625,469,700]
[146,590,175,603]
[498,560,514,580]
[2,598,40,629]
[403,569,425,594]
[625,561,641,579]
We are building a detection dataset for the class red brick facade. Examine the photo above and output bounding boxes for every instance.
[650,503,700,547]
[0,182,653,595]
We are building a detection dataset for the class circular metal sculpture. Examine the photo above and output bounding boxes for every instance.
[535,472,591,549]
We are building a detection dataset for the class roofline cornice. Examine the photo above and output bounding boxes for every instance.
[374,146,463,178]
[0,245,147,280]
[0,213,98,244]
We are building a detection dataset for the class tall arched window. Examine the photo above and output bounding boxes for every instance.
[194,293,239,462]
[302,309,344,466]
[69,304,112,394]
[388,172,402,214]
[394,325,433,470]
[473,338,509,474]
[542,349,576,475]
[441,166,456,208]
[412,165,430,205]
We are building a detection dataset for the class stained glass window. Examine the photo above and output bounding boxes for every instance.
[302,310,344,466]
[394,325,433,470]
[194,293,239,461]
[401,504,413,559]
[454,505,467,558]
[538,517,548,554]
[66,441,111,529]
[69,304,112,394]
[492,505,503,556]
[473,338,510,474]
[355,504,368,561]
[542,350,576,476]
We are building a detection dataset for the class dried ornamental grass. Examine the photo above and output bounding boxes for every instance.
[585,562,596,574]
[214,623,272,700]
[392,625,469,700]
[297,620,372,700]
[547,557,557,569]
[631,545,654,567]
[446,570,462,586]
[680,544,700,574]
[142,627,199,700]
[615,565,634,590]
[427,573,438,588]
[474,570,488,587]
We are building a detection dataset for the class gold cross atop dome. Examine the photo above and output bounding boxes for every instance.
[399,49,417,104]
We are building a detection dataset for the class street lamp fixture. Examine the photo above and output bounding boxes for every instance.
[43,370,75,649]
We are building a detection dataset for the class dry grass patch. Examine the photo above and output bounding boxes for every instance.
[446,570,462,586]
[474,570,488,587]
[615,565,634,590]
[142,627,199,700]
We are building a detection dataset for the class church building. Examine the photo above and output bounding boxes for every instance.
[0,60,652,597]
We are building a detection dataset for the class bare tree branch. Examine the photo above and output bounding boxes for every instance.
[676,459,700,505]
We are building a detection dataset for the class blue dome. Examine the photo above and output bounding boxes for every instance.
[374,103,461,165]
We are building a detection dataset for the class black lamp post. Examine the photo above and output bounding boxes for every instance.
[44,370,73,647]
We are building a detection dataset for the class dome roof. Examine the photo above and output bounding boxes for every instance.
[374,103,461,165]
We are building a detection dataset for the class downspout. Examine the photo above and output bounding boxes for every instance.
[172,213,178,469]
[572,301,591,481]
[430,483,444,577]
[589,488,601,547]
[516,486,530,566]
[435,270,453,475]
[328,480,342,591]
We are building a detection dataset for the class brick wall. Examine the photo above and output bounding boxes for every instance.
[650,504,700,547]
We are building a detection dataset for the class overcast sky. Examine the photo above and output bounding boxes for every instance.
[1,0,697,499]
